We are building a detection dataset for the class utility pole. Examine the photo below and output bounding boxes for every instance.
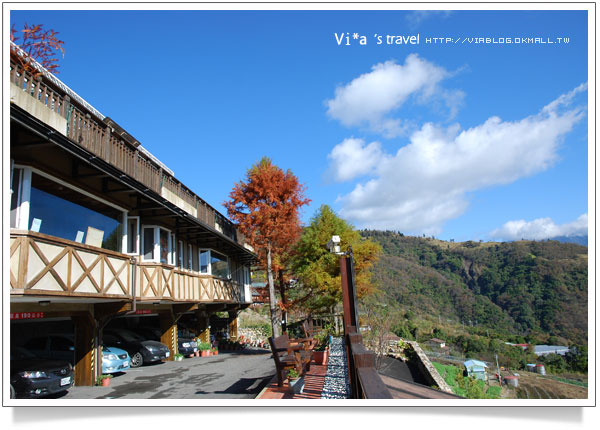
[495,354,502,386]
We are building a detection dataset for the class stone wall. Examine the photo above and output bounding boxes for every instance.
[407,341,454,394]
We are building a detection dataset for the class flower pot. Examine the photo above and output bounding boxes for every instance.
[289,376,305,394]
[201,350,208,357]
[213,350,219,356]
[101,378,111,387]
[313,350,328,366]
[207,350,212,356]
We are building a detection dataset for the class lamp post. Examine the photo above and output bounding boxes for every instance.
[328,236,359,336]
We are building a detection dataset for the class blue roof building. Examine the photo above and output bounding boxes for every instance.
[464,359,489,381]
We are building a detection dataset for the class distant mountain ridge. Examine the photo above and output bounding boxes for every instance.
[361,230,588,345]
[547,235,588,246]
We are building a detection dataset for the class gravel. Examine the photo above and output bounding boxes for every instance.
[320,337,350,399]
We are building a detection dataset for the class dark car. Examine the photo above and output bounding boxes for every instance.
[10,346,74,399]
[103,329,170,367]
[22,334,75,364]
[134,326,197,357]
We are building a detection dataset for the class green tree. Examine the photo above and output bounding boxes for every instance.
[289,205,381,315]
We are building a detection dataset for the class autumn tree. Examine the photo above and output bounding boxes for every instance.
[289,205,381,316]
[224,157,310,337]
[11,23,65,77]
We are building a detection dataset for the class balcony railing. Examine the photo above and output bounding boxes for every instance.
[10,230,243,304]
[10,53,244,246]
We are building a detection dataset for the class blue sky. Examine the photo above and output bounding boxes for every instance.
[10,8,589,242]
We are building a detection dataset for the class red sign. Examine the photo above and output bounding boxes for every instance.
[135,309,152,315]
[11,312,45,320]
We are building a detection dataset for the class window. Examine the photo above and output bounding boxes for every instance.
[198,249,230,278]
[187,244,193,270]
[142,225,173,264]
[25,170,124,252]
[127,217,140,254]
[199,249,210,273]
[178,240,184,269]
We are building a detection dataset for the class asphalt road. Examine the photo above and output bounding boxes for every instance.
[59,348,275,400]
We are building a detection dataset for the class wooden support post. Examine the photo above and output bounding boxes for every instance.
[194,310,210,344]
[159,310,177,360]
[228,311,238,341]
[340,253,359,335]
[72,311,96,387]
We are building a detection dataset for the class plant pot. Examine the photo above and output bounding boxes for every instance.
[289,376,305,394]
[175,355,183,361]
[201,350,208,357]
[313,350,328,366]
[213,350,218,356]
[101,378,111,387]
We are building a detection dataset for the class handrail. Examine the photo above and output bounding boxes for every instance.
[10,52,244,246]
[345,326,393,399]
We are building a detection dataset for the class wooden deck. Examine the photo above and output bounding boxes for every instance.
[257,362,328,399]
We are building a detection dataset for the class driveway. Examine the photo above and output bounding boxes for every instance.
[60,348,275,399]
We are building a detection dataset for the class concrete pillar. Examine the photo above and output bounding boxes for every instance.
[72,312,96,386]
[159,310,177,360]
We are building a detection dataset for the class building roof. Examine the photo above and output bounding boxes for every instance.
[464,359,488,369]
[534,345,569,354]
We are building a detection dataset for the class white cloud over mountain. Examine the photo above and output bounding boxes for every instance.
[325,55,464,137]
[327,82,586,234]
[490,214,588,241]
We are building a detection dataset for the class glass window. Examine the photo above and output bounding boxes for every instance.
[159,229,169,264]
[211,250,229,279]
[28,173,123,252]
[127,217,139,254]
[199,249,210,273]
[178,241,184,268]
[10,167,22,228]
[143,227,154,260]
[187,244,193,270]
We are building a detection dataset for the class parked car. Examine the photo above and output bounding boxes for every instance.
[22,334,75,364]
[10,346,74,398]
[103,329,170,367]
[101,345,130,374]
[133,326,197,357]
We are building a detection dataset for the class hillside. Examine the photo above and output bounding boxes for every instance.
[361,230,588,346]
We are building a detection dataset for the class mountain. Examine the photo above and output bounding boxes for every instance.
[361,230,588,345]
[548,235,588,247]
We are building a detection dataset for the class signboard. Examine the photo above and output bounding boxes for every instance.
[11,312,45,320]
[135,309,152,315]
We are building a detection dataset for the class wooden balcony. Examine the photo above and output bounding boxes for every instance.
[9,52,245,247]
[10,230,243,304]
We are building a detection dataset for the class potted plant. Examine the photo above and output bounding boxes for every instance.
[174,353,184,361]
[199,342,211,357]
[287,368,304,394]
[96,374,113,387]
[212,347,218,356]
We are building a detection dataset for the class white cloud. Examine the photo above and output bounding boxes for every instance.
[325,55,463,137]
[405,11,453,29]
[490,214,588,241]
[329,85,586,234]
[327,138,384,182]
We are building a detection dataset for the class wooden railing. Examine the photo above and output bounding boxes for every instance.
[10,230,242,304]
[345,326,393,399]
[10,54,244,246]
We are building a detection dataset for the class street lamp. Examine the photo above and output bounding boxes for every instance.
[327,235,359,334]
[327,235,343,255]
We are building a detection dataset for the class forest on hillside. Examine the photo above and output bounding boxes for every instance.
[360,230,588,347]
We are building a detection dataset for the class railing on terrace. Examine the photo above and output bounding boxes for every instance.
[10,230,243,304]
[9,55,243,246]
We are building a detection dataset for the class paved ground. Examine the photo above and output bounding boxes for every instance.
[59,348,275,399]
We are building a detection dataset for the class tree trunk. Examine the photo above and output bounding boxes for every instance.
[279,270,287,334]
[267,242,280,338]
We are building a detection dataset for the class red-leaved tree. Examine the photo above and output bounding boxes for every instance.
[11,23,65,77]
[224,157,310,337]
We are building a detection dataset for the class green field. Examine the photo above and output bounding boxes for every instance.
[433,362,501,399]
